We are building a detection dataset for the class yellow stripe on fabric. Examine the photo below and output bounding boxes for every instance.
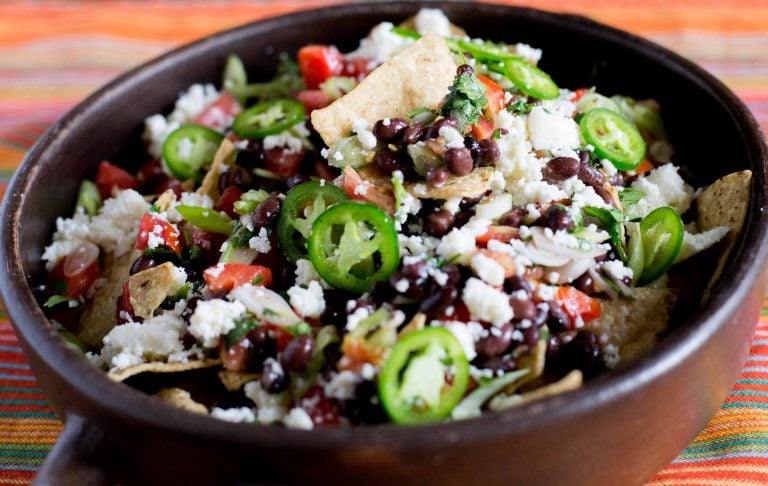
[0,146,25,169]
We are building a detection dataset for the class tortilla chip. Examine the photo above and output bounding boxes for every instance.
[197,138,236,200]
[218,370,260,392]
[589,288,676,364]
[311,34,457,146]
[509,340,546,391]
[399,313,426,336]
[75,249,140,350]
[128,262,183,319]
[153,189,177,212]
[154,387,208,415]
[407,166,494,200]
[108,358,221,382]
[489,370,583,410]
[696,170,751,296]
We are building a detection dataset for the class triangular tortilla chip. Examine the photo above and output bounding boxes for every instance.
[197,138,236,201]
[128,262,184,320]
[108,358,221,382]
[154,387,208,415]
[489,370,583,410]
[311,33,457,146]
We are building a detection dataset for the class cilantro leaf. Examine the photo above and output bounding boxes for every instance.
[440,70,487,131]
[619,188,645,209]
[582,206,627,261]
[44,295,78,309]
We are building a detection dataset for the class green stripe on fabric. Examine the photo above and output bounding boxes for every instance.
[0,411,56,418]
[0,399,50,406]
[0,169,15,179]
[0,450,48,458]
[729,390,768,397]
[737,379,768,385]
[682,438,768,455]
[0,456,45,466]
[0,444,55,452]
[0,386,44,394]
[722,401,768,409]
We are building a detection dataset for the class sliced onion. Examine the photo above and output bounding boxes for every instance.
[551,258,594,285]
[515,244,571,267]
[230,284,301,327]
[587,266,619,301]
[530,227,607,260]
[63,242,99,277]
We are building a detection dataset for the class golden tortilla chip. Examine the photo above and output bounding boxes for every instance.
[153,189,177,212]
[197,138,236,200]
[697,170,751,296]
[509,340,546,391]
[154,387,208,415]
[589,288,676,364]
[108,358,221,382]
[407,166,494,200]
[311,33,457,146]
[128,262,184,320]
[75,249,140,350]
[218,370,260,392]
[398,312,426,336]
[490,370,583,411]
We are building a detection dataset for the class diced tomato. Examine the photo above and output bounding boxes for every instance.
[203,263,273,293]
[264,148,305,178]
[341,58,373,81]
[339,336,385,371]
[556,286,602,324]
[267,324,294,352]
[193,92,241,130]
[137,159,166,188]
[471,117,495,141]
[220,341,251,371]
[570,88,590,102]
[214,185,243,218]
[476,225,520,245]
[295,89,332,112]
[46,258,99,299]
[95,161,139,199]
[135,213,182,255]
[186,226,228,264]
[435,302,471,323]
[342,166,395,214]
[299,385,341,426]
[297,45,344,90]
[154,177,183,199]
[313,158,340,181]
[633,159,655,175]
[477,74,505,116]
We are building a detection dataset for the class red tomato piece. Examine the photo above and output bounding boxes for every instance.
[297,45,344,89]
[570,88,590,102]
[264,148,305,178]
[46,258,99,299]
[214,185,243,219]
[471,117,495,141]
[95,161,139,199]
[342,165,395,214]
[341,58,373,81]
[295,89,332,112]
[203,263,273,293]
[193,92,241,130]
[476,225,520,245]
[556,286,602,324]
[299,385,341,426]
[340,336,385,371]
[476,74,505,116]
[267,324,294,352]
[220,341,251,371]
[135,213,182,255]
[116,282,135,325]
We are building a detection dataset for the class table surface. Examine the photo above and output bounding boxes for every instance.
[0,1,767,484]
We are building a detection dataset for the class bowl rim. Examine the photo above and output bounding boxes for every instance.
[2,0,767,450]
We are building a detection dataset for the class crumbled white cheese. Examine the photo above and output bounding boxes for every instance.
[398,234,439,257]
[439,125,466,149]
[352,118,378,150]
[143,114,180,160]
[345,306,371,332]
[211,407,256,423]
[188,299,246,348]
[287,281,325,318]
[560,176,610,209]
[324,370,362,400]
[462,278,513,326]
[527,106,581,152]
[471,253,506,286]
[244,381,290,424]
[263,121,309,154]
[284,407,314,430]
[631,164,694,217]
[346,22,414,64]
[414,8,453,37]
[99,310,186,372]
[168,83,220,125]
[474,193,513,221]
[675,226,729,263]
[514,43,543,63]
[602,260,634,281]
[493,110,543,182]
[248,227,272,254]
[441,321,478,361]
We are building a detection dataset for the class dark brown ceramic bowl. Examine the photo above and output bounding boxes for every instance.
[2,2,767,485]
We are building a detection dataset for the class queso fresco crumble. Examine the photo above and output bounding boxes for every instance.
[41,8,737,428]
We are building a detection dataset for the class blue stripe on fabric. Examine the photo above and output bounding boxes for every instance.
[0,374,36,381]
[0,363,29,370]
[0,464,38,472]
[0,345,22,353]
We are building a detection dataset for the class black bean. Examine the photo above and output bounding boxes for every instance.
[389,270,423,299]
[593,185,613,204]
[129,255,160,275]
[460,193,486,211]
[476,354,516,373]
[286,174,310,189]
[251,196,281,230]
[609,172,626,187]
[373,118,408,143]
[556,330,605,378]
[518,325,540,348]
[546,305,571,334]
[425,117,459,140]
[261,358,290,394]
[419,285,458,315]
[426,167,449,188]
[504,275,532,295]
[577,163,605,188]
[402,121,427,145]
[424,209,455,237]
[573,272,597,295]
[533,304,549,327]
[464,136,482,166]
[477,139,500,167]
[476,324,515,359]
[540,205,574,232]
[374,147,408,174]
[401,259,427,280]
[235,143,265,169]
[445,147,473,176]
[280,334,314,373]
[320,289,358,330]
[218,167,245,193]
[498,206,526,227]
[510,298,537,322]
[578,151,590,165]
[457,64,474,76]
[452,210,474,229]
[542,157,580,183]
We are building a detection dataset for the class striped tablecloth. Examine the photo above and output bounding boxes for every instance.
[0,1,766,483]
